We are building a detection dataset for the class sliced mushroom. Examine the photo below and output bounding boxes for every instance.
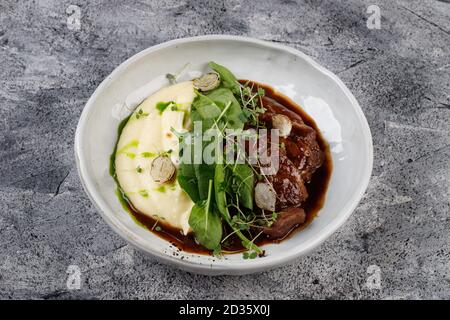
[150,156,176,183]
[272,114,292,137]
[193,73,220,91]
[255,182,277,212]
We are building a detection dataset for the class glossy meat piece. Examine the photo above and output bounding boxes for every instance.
[261,96,305,124]
[284,123,324,182]
[256,133,308,210]
[267,151,308,210]
[252,92,326,239]
[263,207,306,239]
[259,110,324,183]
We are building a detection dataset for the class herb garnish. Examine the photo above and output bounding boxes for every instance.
[175,61,273,257]
[141,152,156,158]
[188,180,223,251]
[156,101,176,115]
[138,189,149,198]
[135,108,149,119]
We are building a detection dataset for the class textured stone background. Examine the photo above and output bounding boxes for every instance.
[0,0,449,299]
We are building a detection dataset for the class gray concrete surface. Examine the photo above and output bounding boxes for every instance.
[0,0,449,299]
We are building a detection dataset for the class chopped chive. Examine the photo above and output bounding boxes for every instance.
[141,152,156,158]
[138,189,149,198]
[135,108,149,119]
[156,101,175,115]
[155,185,166,193]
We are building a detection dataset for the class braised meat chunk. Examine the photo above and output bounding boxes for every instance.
[267,151,308,210]
[284,123,324,182]
[261,96,305,124]
[255,92,326,239]
[263,207,306,239]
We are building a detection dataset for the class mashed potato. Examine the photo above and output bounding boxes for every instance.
[115,81,196,235]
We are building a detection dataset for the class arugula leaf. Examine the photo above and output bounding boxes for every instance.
[231,164,254,210]
[206,88,244,130]
[188,180,222,251]
[208,61,240,94]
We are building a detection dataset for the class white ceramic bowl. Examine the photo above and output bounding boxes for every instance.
[75,35,373,275]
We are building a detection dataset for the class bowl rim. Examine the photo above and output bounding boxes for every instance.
[74,34,373,274]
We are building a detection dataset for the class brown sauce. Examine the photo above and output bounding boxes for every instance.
[121,81,332,255]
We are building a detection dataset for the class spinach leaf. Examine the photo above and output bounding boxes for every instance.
[206,88,245,130]
[214,162,228,217]
[188,180,222,250]
[191,93,222,131]
[178,163,200,203]
[231,164,254,210]
[208,61,241,95]
[194,162,216,200]
[177,133,200,202]
[214,163,262,255]
[178,131,217,202]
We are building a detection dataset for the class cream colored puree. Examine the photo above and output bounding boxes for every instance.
[115,81,196,235]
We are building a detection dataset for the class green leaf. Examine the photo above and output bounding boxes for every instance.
[177,134,200,202]
[191,93,222,131]
[232,164,254,210]
[177,167,199,201]
[194,162,216,200]
[188,180,222,250]
[206,88,245,130]
[214,163,228,217]
[178,132,216,202]
[208,61,240,94]
[214,162,263,256]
